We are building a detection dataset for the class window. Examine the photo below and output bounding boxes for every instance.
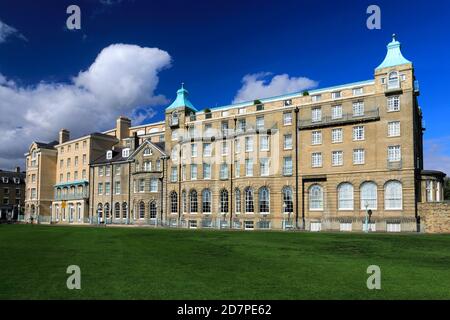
[312,107,322,122]
[283,157,293,176]
[203,143,212,157]
[171,167,178,182]
[282,187,293,214]
[245,159,253,176]
[284,134,293,150]
[259,187,270,214]
[311,131,322,145]
[105,182,111,195]
[156,160,161,171]
[181,165,186,181]
[234,139,240,153]
[235,189,241,213]
[144,161,152,171]
[244,221,254,230]
[260,135,269,151]
[67,158,71,168]
[284,99,292,106]
[331,105,342,120]
[245,188,254,213]
[190,164,198,180]
[170,192,178,213]
[387,96,400,112]
[203,163,211,179]
[106,151,112,160]
[202,189,212,213]
[388,121,401,137]
[67,172,71,181]
[204,124,212,137]
[385,181,403,210]
[144,148,152,156]
[150,179,158,192]
[312,153,322,168]
[122,148,129,158]
[361,182,377,210]
[260,158,270,176]
[74,171,78,180]
[221,141,228,155]
[220,163,228,179]
[181,191,187,214]
[387,71,400,90]
[115,181,121,194]
[234,161,240,177]
[149,201,157,219]
[426,180,433,202]
[74,156,79,166]
[105,166,111,176]
[311,94,321,102]
[353,126,365,141]
[115,203,120,219]
[139,201,145,219]
[171,130,178,141]
[238,107,246,114]
[332,128,343,143]
[238,119,246,132]
[191,143,198,157]
[245,137,253,152]
[353,101,364,116]
[256,116,264,130]
[122,203,128,220]
[256,104,264,111]
[309,185,323,210]
[353,87,363,96]
[283,112,293,125]
[353,149,365,165]
[332,91,341,99]
[388,146,401,162]
[220,189,229,214]
[338,183,354,210]
[190,190,198,213]
[332,151,343,166]
[98,183,103,195]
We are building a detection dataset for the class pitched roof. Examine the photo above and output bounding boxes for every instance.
[376,34,412,70]
[166,84,198,112]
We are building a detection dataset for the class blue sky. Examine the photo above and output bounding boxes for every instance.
[0,0,449,174]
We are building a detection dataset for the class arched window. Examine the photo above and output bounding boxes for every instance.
[77,203,82,221]
[388,71,400,89]
[360,182,377,210]
[220,189,229,214]
[385,181,402,210]
[170,192,178,213]
[97,203,103,218]
[104,203,110,219]
[202,189,211,213]
[149,201,157,219]
[181,190,187,214]
[189,190,198,213]
[338,183,354,210]
[122,202,128,219]
[114,203,120,219]
[245,187,254,213]
[171,111,179,126]
[235,189,241,213]
[139,201,145,219]
[282,186,293,213]
[309,185,323,210]
[259,187,270,214]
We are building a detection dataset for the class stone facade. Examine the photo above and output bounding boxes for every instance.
[0,167,25,221]
[419,202,450,233]
[24,35,447,233]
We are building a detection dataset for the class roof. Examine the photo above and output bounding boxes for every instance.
[166,83,198,112]
[376,34,412,70]
[91,146,130,165]
[129,139,167,159]
[0,170,26,184]
[421,170,447,178]
[35,141,58,149]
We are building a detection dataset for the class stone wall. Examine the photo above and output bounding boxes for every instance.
[419,202,450,233]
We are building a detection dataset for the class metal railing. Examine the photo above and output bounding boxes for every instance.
[298,108,380,129]
[54,193,89,201]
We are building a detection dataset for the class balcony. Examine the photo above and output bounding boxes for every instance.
[298,108,380,130]
[54,192,89,201]
[387,159,402,170]
[384,81,403,95]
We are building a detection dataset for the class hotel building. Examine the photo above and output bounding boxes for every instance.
[24,36,447,232]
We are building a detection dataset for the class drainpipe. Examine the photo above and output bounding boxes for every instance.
[294,107,301,229]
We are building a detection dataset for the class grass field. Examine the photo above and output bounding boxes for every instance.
[0,224,449,300]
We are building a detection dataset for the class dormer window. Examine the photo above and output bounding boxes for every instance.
[284,99,292,106]
[143,147,152,156]
[311,95,322,102]
[13,178,20,184]
[353,87,364,96]
[331,91,341,99]
[388,71,400,90]
[122,148,130,158]
[106,151,113,160]
[2,177,9,183]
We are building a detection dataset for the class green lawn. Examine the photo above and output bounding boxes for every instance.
[0,224,449,300]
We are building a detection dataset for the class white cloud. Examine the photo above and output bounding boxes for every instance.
[0,19,26,43]
[0,44,171,170]
[232,72,318,103]
[424,136,450,176]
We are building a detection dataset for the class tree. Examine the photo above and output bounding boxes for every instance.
[444,177,450,201]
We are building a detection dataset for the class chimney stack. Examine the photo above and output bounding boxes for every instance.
[59,129,70,144]
[133,132,140,150]
[15,166,20,173]
[116,116,131,142]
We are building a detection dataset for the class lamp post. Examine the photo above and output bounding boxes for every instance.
[364,202,369,233]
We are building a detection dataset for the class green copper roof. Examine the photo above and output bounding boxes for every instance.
[166,83,198,112]
[376,34,412,70]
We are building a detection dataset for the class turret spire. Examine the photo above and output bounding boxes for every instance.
[376,34,412,70]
